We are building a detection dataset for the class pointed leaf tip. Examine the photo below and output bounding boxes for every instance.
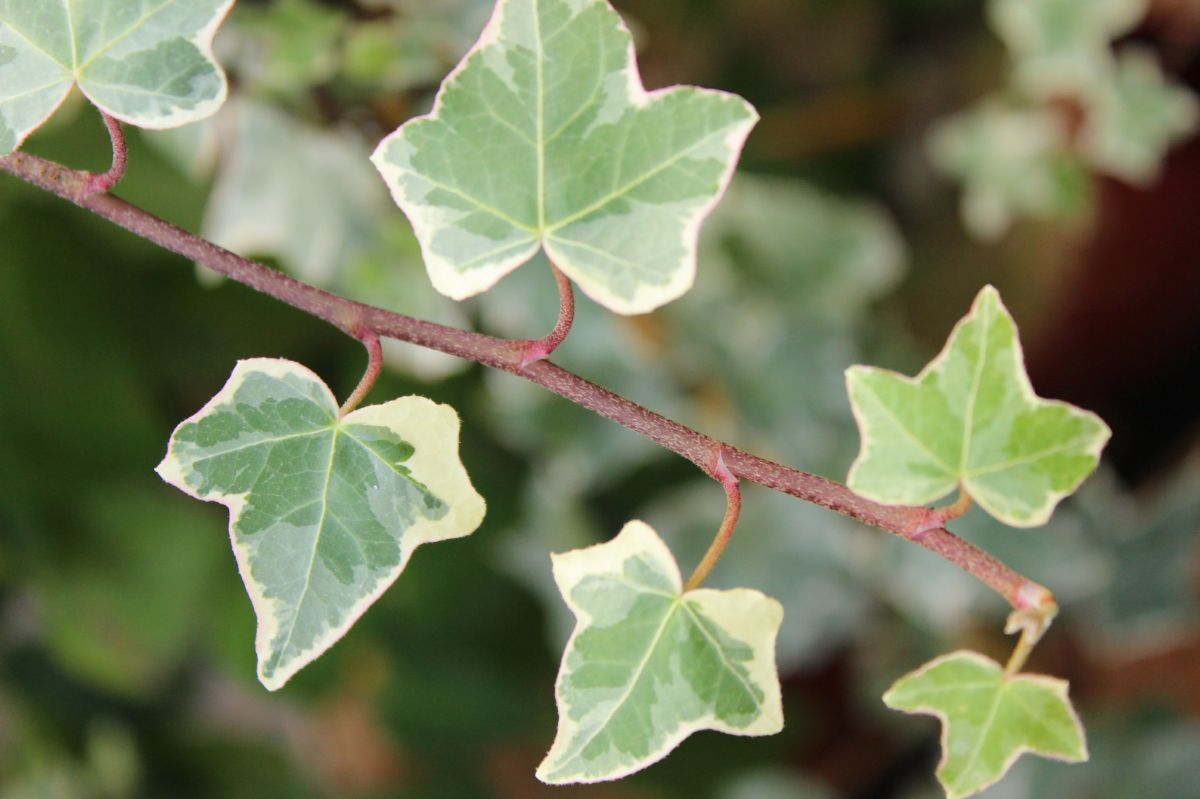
[157,358,485,689]
[884,650,1087,798]
[846,285,1110,526]
[371,0,757,315]
[538,520,783,784]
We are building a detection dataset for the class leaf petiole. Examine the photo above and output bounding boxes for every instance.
[684,451,742,591]
[520,262,575,366]
[81,111,128,197]
[339,329,384,417]
[1003,601,1059,676]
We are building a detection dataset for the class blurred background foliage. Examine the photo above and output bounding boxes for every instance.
[2,0,1200,797]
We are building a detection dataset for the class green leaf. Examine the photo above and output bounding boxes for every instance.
[0,0,234,155]
[155,358,486,690]
[989,0,1145,97]
[884,651,1087,799]
[537,520,783,784]
[371,0,758,315]
[929,100,1089,240]
[846,285,1110,526]
[1080,49,1199,185]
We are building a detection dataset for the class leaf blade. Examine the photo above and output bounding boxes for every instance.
[846,285,1110,526]
[883,650,1087,799]
[537,520,782,784]
[0,0,233,154]
[371,0,757,314]
[156,359,486,689]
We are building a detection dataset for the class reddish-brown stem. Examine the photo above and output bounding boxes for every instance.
[0,150,1054,613]
[684,451,742,591]
[82,112,127,196]
[339,329,384,417]
[521,262,575,366]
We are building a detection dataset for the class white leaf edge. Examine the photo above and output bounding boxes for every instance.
[0,0,234,154]
[537,520,783,784]
[882,650,1088,799]
[155,358,486,690]
[370,0,757,316]
[845,285,1111,527]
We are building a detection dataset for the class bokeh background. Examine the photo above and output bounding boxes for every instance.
[2,0,1200,797]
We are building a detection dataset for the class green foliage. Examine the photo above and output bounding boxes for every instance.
[538,521,782,784]
[1080,49,1200,185]
[156,359,485,689]
[934,0,1198,237]
[884,651,1087,799]
[0,0,234,154]
[928,102,1088,241]
[847,286,1110,526]
[989,0,1145,96]
[370,0,757,314]
[3,0,1180,796]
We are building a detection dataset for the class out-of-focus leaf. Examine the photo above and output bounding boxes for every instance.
[1080,49,1200,185]
[225,0,344,95]
[929,101,1089,240]
[701,175,906,323]
[989,0,1145,96]
[35,483,224,697]
[344,0,492,91]
[719,769,840,799]
[371,0,757,314]
[203,99,384,287]
[156,359,486,689]
[847,286,1110,526]
[201,99,467,377]
[538,521,783,783]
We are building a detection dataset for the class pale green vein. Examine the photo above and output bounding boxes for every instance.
[410,172,538,234]
[857,378,957,475]
[62,0,77,69]
[271,428,341,666]
[952,684,1007,793]
[545,124,732,233]
[682,601,761,712]
[958,295,993,473]
[187,428,330,466]
[965,440,1089,478]
[559,599,679,765]
[0,18,65,66]
[533,0,547,230]
[0,78,71,104]
[77,0,175,71]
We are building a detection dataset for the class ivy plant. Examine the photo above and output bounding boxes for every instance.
[0,0,1134,795]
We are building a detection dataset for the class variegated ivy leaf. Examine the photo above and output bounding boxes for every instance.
[371,0,757,315]
[884,651,1087,799]
[929,100,1088,240]
[538,520,783,784]
[1080,49,1200,186]
[989,0,1146,97]
[846,286,1110,527]
[0,0,234,155]
[156,359,485,690]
